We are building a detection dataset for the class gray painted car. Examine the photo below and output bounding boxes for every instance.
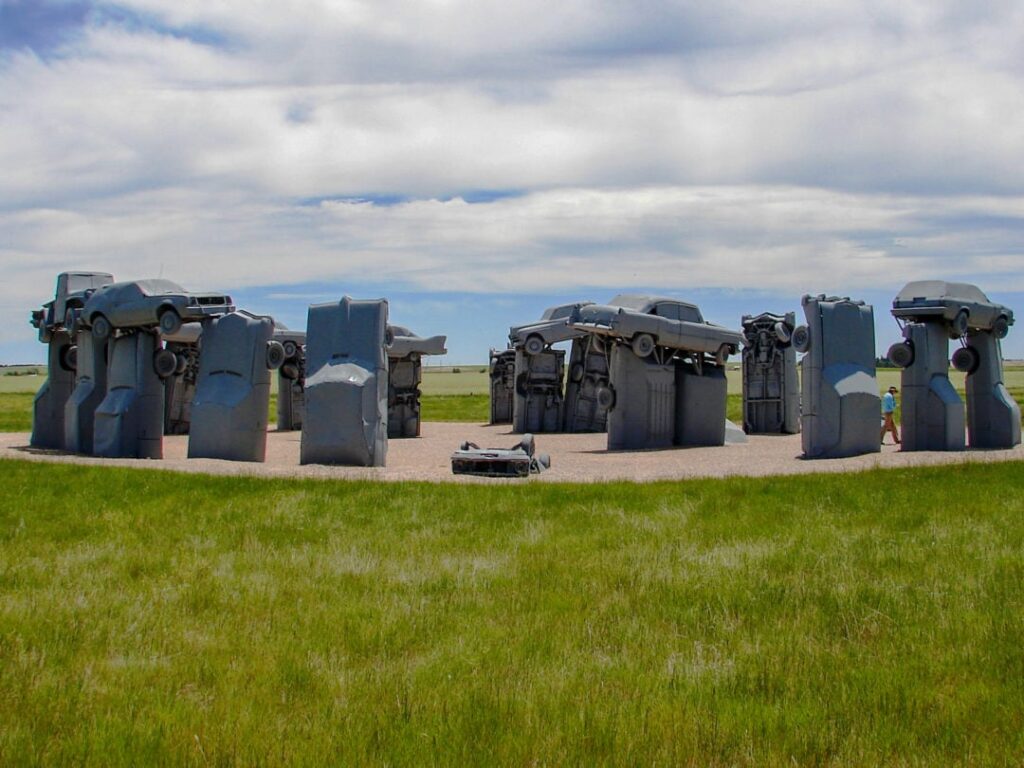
[509,301,594,355]
[450,434,550,477]
[569,294,743,361]
[83,279,234,339]
[892,280,1014,338]
[31,271,115,341]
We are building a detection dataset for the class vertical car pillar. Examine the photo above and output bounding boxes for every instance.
[797,295,881,459]
[489,349,516,425]
[605,344,675,450]
[93,332,165,459]
[387,356,422,438]
[961,331,1021,449]
[675,361,727,446]
[163,332,201,435]
[31,330,76,449]
[512,348,565,433]
[300,297,389,466]
[188,313,279,462]
[562,335,611,433]
[63,331,108,454]
[275,331,306,431]
[741,312,800,434]
[889,322,965,451]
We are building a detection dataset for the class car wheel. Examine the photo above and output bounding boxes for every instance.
[59,344,78,372]
[887,341,915,368]
[266,340,285,370]
[158,308,183,336]
[282,340,298,358]
[993,315,1010,340]
[714,344,732,366]
[951,346,980,374]
[792,325,810,353]
[515,372,530,396]
[774,321,792,345]
[64,307,79,333]
[631,333,655,358]
[153,348,178,378]
[175,354,188,375]
[596,385,615,410]
[516,434,536,456]
[524,335,545,356]
[280,362,300,381]
[951,309,969,337]
[569,362,585,383]
[91,314,111,340]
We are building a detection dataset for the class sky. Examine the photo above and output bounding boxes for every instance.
[1,0,1023,363]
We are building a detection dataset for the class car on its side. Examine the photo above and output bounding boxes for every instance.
[892,280,1014,339]
[569,294,743,361]
[30,271,115,341]
[509,301,594,355]
[83,279,234,339]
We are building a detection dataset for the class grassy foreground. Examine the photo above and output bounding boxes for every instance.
[1,460,1023,764]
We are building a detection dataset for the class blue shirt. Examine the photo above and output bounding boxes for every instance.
[882,392,896,414]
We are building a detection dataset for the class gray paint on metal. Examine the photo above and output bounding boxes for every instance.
[675,361,727,447]
[64,331,108,454]
[31,330,76,449]
[188,312,275,462]
[300,297,389,466]
[606,344,675,450]
[387,326,447,439]
[93,332,165,459]
[892,321,965,452]
[562,335,610,433]
[489,348,516,425]
[964,331,1022,449]
[799,295,881,459]
[512,347,564,433]
[741,312,800,434]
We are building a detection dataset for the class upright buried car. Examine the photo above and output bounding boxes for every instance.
[569,294,743,362]
[83,279,234,338]
[891,280,1014,339]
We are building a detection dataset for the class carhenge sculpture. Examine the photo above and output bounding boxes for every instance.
[741,312,800,434]
[274,328,307,431]
[794,295,880,459]
[300,297,389,466]
[162,324,202,435]
[188,311,285,462]
[30,272,114,450]
[889,281,1018,449]
[488,348,516,424]
[87,279,235,459]
[508,301,610,433]
[570,295,743,450]
[387,325,447,438]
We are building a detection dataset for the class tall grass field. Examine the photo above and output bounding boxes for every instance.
[1,460,1023,764]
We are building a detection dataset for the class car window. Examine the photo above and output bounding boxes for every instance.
[677,305,702,323]
[653,303,679,320]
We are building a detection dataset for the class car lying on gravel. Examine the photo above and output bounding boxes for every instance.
[83,279,235,339]
[892,281,1014,339]
[509,301,595,355]
[569,294,743,362]
[450,434,551,477]
[30,271,115,341]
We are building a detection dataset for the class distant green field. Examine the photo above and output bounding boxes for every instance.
[1,459,1023,764]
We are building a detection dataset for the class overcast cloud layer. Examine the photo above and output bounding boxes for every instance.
[2,0,1023,360]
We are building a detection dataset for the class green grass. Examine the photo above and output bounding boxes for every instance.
[1,460,1023,764]
[0,393,34,432]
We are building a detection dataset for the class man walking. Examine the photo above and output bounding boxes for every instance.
[881,385,901,445]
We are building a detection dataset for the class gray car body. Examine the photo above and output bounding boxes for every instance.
[892,280,1014,332]
[388,324,448,358]
[31,272,115,339]
[569,294,743,355]
[83,279,234,330]
[509,302,595,349]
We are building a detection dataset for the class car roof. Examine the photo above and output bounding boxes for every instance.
[896,280,990,304]
[607,294,699,313]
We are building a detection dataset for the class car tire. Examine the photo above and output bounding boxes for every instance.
[516,434,536,456]
[951,309,969,337]
[59,344,77,372]
[266,340,285,370]
[280,362,300,381]
[596,385,615,410]
[158,309,183,336]
[993,315,1010,340]
[153,349,178,378]
[951,346,980,374]
[887,341,915,368]
[91,314,111,340]
[524,335,545,356]
[569,362,585,383]
[774,321,792,345]
[64,307,79,333]
[282,340,298,358]
[792,325,810,353]
[175,354,188,375]
[515,372,530,396]
[714,344,733,366]
[631,333,655,358]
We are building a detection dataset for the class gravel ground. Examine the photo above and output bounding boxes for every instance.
[3,424,1022,484]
